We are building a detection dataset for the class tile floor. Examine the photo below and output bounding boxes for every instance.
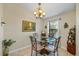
[9,47,73,56]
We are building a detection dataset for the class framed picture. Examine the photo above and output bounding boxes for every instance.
[64,22,69,28]
[22,20,36,32]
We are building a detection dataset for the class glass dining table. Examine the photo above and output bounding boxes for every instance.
[39,37,56,55]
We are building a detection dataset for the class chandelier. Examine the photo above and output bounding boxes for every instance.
[34,3,45,18]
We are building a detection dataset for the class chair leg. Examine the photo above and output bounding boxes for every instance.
[54,51,58,56]
[57,50,58,56]
[54,51,55,56]
[54,52,55,56]
[36,51,37,56]
[36,45,37,56]
[31,47,33,56]
[36,52,37,56]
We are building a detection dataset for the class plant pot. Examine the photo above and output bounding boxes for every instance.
[3,47,9,56]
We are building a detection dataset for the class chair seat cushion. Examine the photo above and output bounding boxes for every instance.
[47,45,55,51]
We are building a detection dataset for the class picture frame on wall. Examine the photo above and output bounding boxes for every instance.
[64,22,69,28]
[22,20,36,32]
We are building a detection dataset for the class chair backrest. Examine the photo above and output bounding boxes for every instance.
[54,36,61,51]
[29,36,33,44]
[29,36,37,51]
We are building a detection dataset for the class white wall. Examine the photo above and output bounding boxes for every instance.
[0,4,3,55]
[44,10,76,50]
[3,4,44,51]
[76,4,79,55]
[59,10,76,49]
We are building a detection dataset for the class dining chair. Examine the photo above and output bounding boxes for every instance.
[53,36,61,56]
[48,36,61,56]
[29,35,42,56]
[29,36,37,56]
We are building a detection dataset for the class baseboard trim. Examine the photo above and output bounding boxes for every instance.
[9,45,31,54]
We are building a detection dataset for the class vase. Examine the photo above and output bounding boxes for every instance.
[3,47,9,56]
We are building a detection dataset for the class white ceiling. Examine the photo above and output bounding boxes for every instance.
[19,3,76,18]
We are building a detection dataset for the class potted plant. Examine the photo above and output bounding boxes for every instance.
[2,39,16,56]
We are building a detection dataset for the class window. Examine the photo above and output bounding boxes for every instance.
[48,20,59,38]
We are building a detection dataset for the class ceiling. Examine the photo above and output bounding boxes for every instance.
[19,3,76,18]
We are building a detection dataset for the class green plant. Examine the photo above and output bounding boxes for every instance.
[2,39,16,56]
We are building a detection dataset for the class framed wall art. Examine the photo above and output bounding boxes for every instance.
[22,20,36,32]
[64,22,69,28]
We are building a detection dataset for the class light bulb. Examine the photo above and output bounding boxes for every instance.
[39,10,42,13]
[43,12,45,15]
[40,15,43,17]
[36,14,39,17]
[34,12,36,15]
[29,23,32,27]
